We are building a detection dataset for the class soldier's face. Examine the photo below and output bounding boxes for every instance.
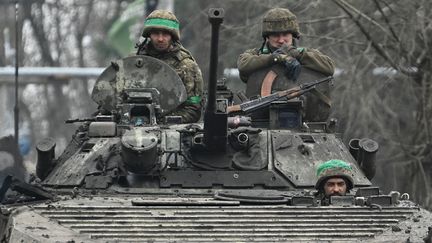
[324,177,347,197]
[267,32,293,49]
[150,30,172,51]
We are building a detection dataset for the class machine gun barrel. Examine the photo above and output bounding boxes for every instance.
[65,115,115,124]
[65,118,96,123]
[227,76,333,114]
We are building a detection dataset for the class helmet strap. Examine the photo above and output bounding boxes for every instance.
[259,37,267,54]
[136,37,150,54]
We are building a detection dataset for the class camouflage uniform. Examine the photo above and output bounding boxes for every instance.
[138,10,203,123]
[237,8,335,83]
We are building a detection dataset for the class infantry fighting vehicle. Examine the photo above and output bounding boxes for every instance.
[0,8,431,242]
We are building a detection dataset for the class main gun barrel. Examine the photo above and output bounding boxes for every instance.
[205,8,224,113]
[203,8,227,151]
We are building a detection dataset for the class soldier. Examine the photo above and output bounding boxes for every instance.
[136,10,203,123]
[315,159,354,199]
[237,7,335,83]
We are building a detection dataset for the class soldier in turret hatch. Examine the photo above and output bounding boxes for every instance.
[237,7,335,83]
[136,10,203,123]
[315,160,355,203]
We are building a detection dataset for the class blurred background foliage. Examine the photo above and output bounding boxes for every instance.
[0,0,431,209]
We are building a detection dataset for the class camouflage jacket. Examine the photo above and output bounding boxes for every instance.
[237,43,335,82]
[137,42,203,123]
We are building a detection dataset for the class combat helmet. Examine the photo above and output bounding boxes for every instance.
[315,159,354,191]
[142,10,180,40]
[262,8,300,38]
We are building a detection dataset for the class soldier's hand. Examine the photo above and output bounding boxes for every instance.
[271,52,301,81]
[286,47,302,59]
[275,44,303,59]
[271,53,295,63]
[283,58,302,81]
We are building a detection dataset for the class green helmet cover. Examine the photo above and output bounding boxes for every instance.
[142,10,180,40]
[315,159,354,190]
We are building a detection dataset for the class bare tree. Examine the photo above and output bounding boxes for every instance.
[330,0,432,208]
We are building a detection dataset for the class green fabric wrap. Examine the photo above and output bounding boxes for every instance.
[145,18,179,30]
[186,96,201,104]
[317,159,352,176]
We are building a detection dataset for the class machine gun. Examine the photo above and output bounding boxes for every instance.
[227,75,333,114]
[66,88,163,126]
[65,115,115,124]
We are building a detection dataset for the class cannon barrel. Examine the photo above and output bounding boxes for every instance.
[203,8,227,151]
[205,8,223,113]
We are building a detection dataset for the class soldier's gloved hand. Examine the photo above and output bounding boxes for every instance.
[271,52,302,81]
[283,58,301,81]
[271,52,291,63]
[275,44,303,59]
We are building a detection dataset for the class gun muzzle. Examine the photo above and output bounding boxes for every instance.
[237,133,249,146]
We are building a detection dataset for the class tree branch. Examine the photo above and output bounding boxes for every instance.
[22,1,56,66]
[332,0,418,78]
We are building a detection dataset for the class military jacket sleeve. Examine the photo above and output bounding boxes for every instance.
[168,57,204,123]
[237,48,275,83]
[237,47,336,83]
[298,48,335,76]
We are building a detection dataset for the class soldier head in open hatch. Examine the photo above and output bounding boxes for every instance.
[136,10,203,123]
[141,10,180,52]
[237,7,335,83]
[261,8,301,50]
[315,159,354,198]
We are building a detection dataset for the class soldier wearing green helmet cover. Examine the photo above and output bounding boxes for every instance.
[136,10,203,123]
[237,8,335,83]
[315,160,355,200]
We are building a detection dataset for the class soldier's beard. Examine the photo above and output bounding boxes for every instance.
[152,41,171,52]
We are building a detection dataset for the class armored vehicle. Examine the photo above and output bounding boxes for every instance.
[1,8,431,242]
